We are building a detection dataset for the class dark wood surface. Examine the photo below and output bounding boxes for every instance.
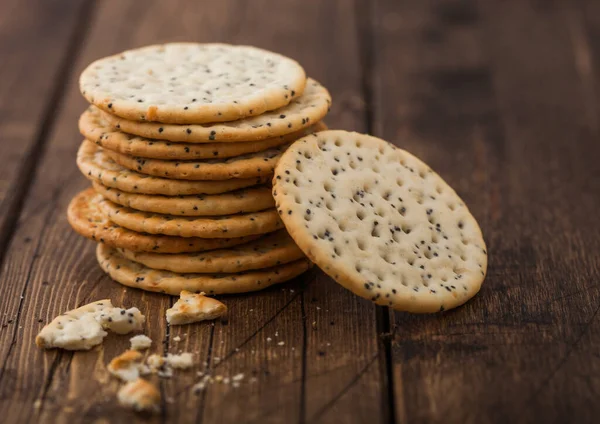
[0,0,599,423]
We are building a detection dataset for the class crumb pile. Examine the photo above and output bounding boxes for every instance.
[68,43,331,295]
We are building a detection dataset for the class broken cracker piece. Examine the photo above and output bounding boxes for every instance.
[96,306,145,334]
[36,300,146,351]
[108,350,147,382]
[35,300,112,350]
[130,334,152,350]
[166,352,193,369]
[166,291,227,325]
[117,378,160,413]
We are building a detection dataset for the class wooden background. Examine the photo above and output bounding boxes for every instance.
[1,0,599,423]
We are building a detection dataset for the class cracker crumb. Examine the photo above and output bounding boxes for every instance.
[277,341,285,346]
[130,334,152,350]
[167,352,193,369]
[166,291,227,325]
[117,378,160,413]
[173,336,181,342]
[108,350,144,382]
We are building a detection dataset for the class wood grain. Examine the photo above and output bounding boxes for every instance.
[372,0,600,423]
[0,0,384,423]
[0,0,89,263]
[1,0,600,422]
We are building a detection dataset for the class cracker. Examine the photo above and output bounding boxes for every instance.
[96,79,330,142]
[78,140,267,195]
[36,299,145,350]
[103,142,289,181]
[80,43,306,124]
[82,106,324,159]
[118,230,303,273]
[117,378,160,412]
[68,188,259,253]
[166,291,227,325]
[108,350,146,382]
[35,300,112,350]
[130,335,152,350]
[100,197,283,239]
[97,244,312,295]
[95,306,145,334]
[92,182,274,217]
[272,130,488,313]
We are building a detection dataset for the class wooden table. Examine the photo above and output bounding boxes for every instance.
[1,0,599,423]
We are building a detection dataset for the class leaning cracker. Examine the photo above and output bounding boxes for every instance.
[166,291,227,325]
[77,140,268,195]
[118,230,304,273]
[81,106,327,159]
[93,182,274,217]
[103,142,290,181]
[67,189,260,253]
[97,244,312,295]
[100,198,284,239]
[80,43,306,124]
[272,130,488,313]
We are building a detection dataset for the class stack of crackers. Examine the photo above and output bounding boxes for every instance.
[68,43,331,295]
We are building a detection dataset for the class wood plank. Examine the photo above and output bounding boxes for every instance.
[0,0,384,422]
[0,0,88,259]
[371,0,600,422]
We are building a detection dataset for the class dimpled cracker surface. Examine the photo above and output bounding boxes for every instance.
[103,142,290,181]
[118,230,304,273]
[97,244,312,295]
[272,130,488,313]
[77,141,266,195]
[81,107,326,160]
[92,182,274,217]
[83,107,327,160]
[80,43,306,124]
[100,198,283,239]
[68,189,259,253]
[97,79,330,142]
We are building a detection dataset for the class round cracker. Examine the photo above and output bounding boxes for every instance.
[80,43,306,124]
[80,106,326,160]
[67,188,259,253]
[100,198,284,239]
[103,142,289,181]
[97,244,312,295]
[272,130,488,313]
[77,141,267,195]
[92,181,274,217]
[118,230,304,273]
[96,79,330,142]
